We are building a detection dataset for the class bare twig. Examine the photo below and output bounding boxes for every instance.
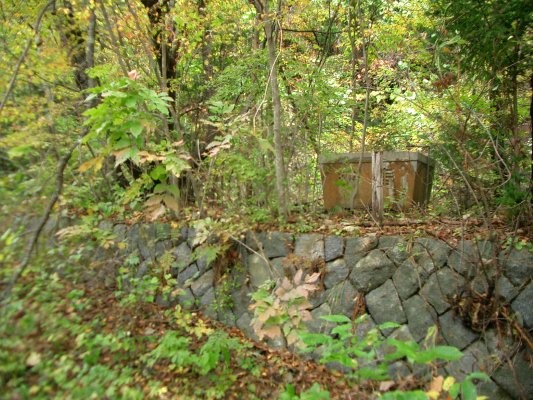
[0,137,81,303]
[1,3,97,303]
[0,0,55,116]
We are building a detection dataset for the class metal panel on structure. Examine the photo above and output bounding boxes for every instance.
[319,151,435,210]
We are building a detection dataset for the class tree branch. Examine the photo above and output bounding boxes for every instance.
[0,0,55,116]
[0,2,97,304]
[0,138,80,304]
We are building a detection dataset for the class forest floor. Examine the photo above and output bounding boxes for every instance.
[1,261,413,399]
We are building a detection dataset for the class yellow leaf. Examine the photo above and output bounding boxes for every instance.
[26,352,41,367]
[78,156,103,173]
[442,376,456,391]
[426,390,440,399]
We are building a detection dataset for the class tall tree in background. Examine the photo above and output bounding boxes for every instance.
[431,0,533,205]
[252,0,288,218]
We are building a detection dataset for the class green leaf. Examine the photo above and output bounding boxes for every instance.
[300,383,330,400]
[129,121,143,137]
[378,321,401,330]
[461,379,477,400]
[384,339,419,362]
[150,165,167,181]
[417,346,463,363]
[102,90,128,98]
[448,383,460,398]
[464,372,489,382]
[153,183,168,194]
[331,323,352,338]
[320,314,352,324]
[379,390,428,400]
[300,332,331,347]
[125,95,138,108]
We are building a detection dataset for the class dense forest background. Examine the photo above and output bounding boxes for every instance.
[1,0,531,229]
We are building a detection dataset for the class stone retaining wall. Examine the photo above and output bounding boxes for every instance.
[110,223,532,399]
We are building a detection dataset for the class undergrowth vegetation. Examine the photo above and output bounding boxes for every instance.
[0,229,491,399]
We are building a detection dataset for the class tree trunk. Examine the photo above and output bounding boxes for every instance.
[253,0,288,218]
[530,74,533,201]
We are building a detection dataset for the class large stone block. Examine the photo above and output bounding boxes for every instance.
[174,242,193,270]
[236,312,257,339]
[324,258,349,289]
[403,294,437,342]
[345,236,379,268]
[501,247,533,286]
[308,303,334,334]
[324,235,344,262]
[269,257,287,279]
[325,281,359,316]
[379,236,409,265]
[154,240,173,260]
[380,325,415,358]
[477,379,513,400]
[349,249,396,291]
[439,310,478,350]
[200,287,217,319]
[231,284,253,320]
[113,223,128,241]
[419,268,465,314]
[511,280,533,328]
[412,237,451,275]
[365,279,406,326]
[247,254,272,288]
[172,287,195,308]
[190,269,214,298]
[393,259,425,300]
[491,350,533,400]
[448,240,494,277]
[196,249,216,274]
[495,276,519,302]
[444,340,490,380]
[129,224,155,262]
[246,231,293,258]
[176,263,199,285]
[294,233,324,260]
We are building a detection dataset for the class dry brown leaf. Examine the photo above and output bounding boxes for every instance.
[429,375,444,393]
[305,272,321,284]
[379,381,395,391]
[262,325,282,340]
[147,204,165,221]
[293,269,303,285]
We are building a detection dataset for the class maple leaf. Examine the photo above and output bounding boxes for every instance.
[305,272,321,284]
[262,325,282,340]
